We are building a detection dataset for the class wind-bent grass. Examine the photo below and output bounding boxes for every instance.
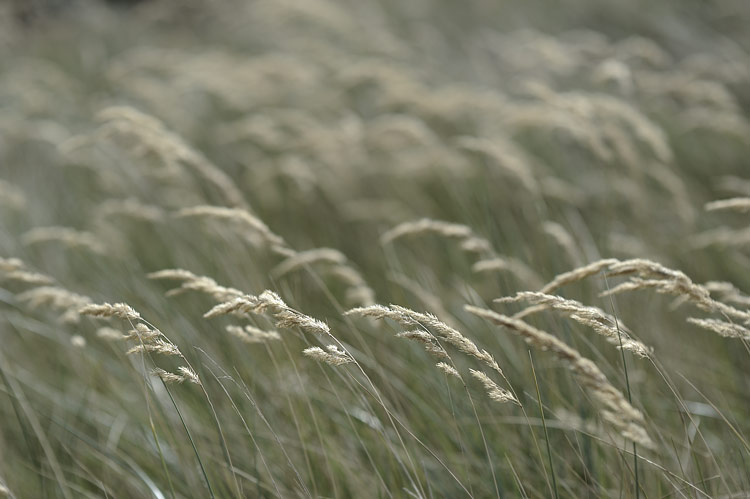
[0,0,749,497]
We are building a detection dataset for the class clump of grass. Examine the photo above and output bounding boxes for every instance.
[81,302,198,382]
[465,305,653,448]
[603,258,750,324]
[497,291,652,357]
[303,345,354,366]
[346,303,518,404]
[207,290,331,335]
[346,304,505,377]
[1,2,749,497]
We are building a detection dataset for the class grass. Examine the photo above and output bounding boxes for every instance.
[0,0,749,497]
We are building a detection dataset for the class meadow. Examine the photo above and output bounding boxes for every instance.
[0,0,749,497]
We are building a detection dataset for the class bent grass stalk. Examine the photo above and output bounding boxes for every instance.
[465,305,653,449]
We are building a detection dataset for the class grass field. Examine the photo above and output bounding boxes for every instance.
[1,1,749,497]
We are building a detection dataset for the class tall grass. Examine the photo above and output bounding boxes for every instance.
[1,0,749,497]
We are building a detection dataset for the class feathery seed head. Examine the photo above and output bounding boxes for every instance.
[80,302,141,321]
[470,369,518,404]
[436,362,461,378]
[303,345,354,366]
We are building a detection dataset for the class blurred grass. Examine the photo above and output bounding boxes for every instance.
[1,0,749,497]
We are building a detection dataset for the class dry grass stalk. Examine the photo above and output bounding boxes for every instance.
[396,330,450,360]
[255,291,331,335]
[469,369,517,404]
[705,197,750,213]
[226,325,281,343]
[206,290,330,335]
[607,258,694,282]
[96,106,248,209]
[151,367,201,384]
[687,318,750,341]
[540,258,619,294]
[148,268,244,302]
[345,304,504,377]
[16,286,92,323]
[125,323,161,342]
[303,345,354,366]
[497,292,652,357]
[177,366,201,384]
[602,259,750,324]
[85,305,200,385]
[203,295,263,318]
[542,258,750,330]
[21,227,105,254]
[465,305,653,448]
[80,302,141,321]
[381,218,473,245]
[81,303,147,337]
[435,362,461,378]
[272,248,348,277]
[127,337,181,356]
[174,205,289,253]
[346,301,470,383]
[151,368,185,384]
